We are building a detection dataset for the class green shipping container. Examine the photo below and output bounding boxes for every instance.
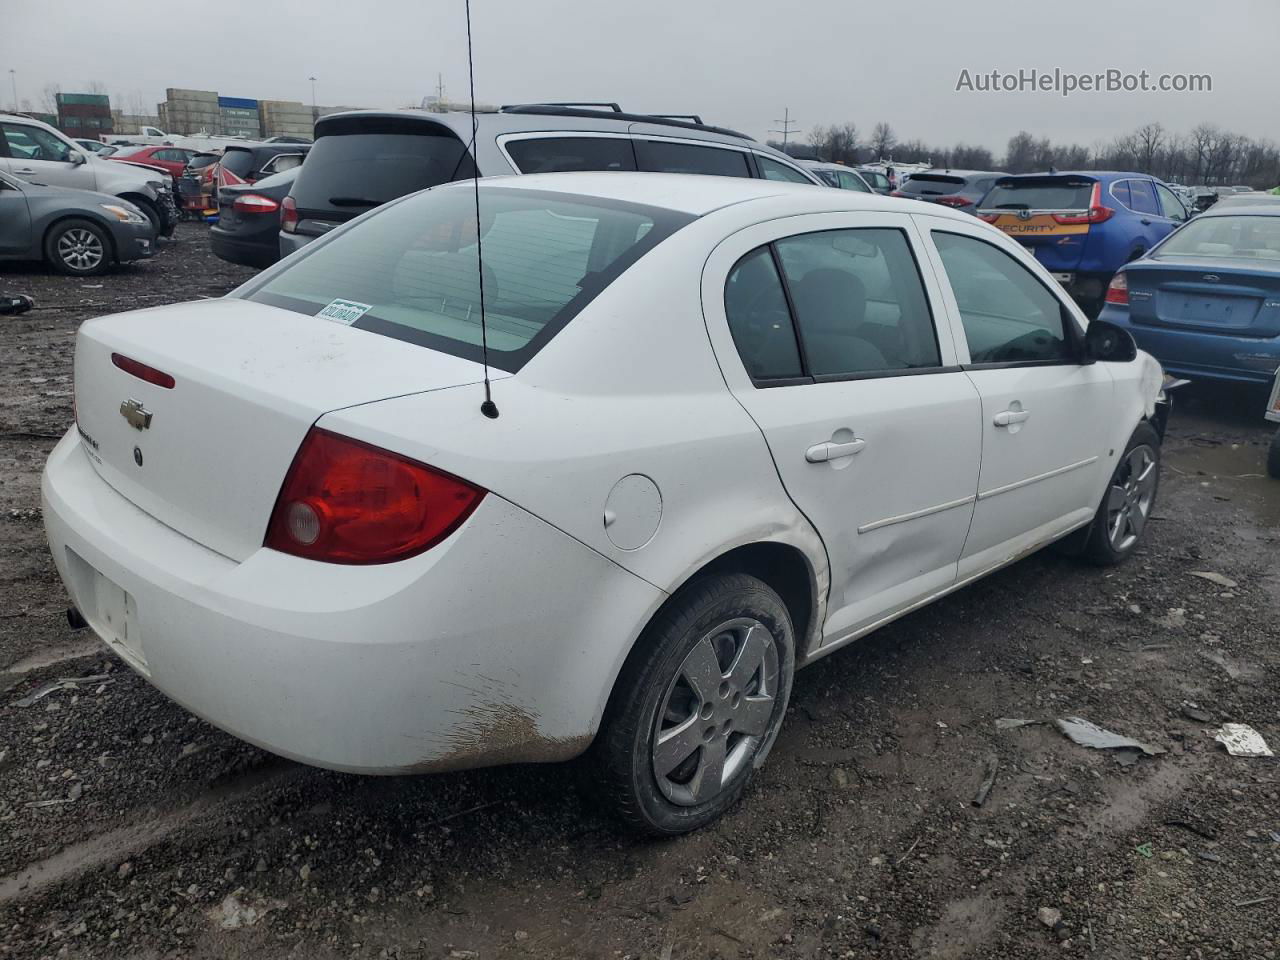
[56,93,110,107]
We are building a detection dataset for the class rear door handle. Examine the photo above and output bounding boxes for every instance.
[806,439,866,463]
[993,409,1031,427]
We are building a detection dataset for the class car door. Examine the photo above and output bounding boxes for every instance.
[0,176,32,254]
[918,216,1114,578]
[702,211,982,644]
[1125,178,1170,249]
[0,122,89,190]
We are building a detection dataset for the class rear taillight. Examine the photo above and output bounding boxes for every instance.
[111,352,175,389]
[1052,182,1114,225]
[890,190,908,198]
[978,213,998,223]
[280,195,298,233]
[265,428,485,564]
[1104,272,1129,306]
[232,194,280,214]
[932,195,970,208]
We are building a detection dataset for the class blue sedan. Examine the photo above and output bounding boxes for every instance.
[1099,204,1280,385]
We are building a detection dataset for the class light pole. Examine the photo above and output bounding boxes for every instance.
[8,70,16,113]
[308,76,317,124]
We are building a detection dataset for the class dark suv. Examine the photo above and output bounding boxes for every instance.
[892,169,1004,215]
[280,103,822,255]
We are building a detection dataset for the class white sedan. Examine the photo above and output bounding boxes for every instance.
[43,173,1168,835]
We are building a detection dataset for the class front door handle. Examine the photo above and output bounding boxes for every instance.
[13,168,35,175]
[993,409,1031,427]
[806,438,866,463]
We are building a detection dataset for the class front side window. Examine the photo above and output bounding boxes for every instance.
[1,123,72,162]
[634,140,752,178]
[932,232,1075,365]
[757,156,813,183]
[775,229,941,377]
[505,136,637,173]
[1155,183,1187,221]
[244,186,692,372]
[837,171,872,193]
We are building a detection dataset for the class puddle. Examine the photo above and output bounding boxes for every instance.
[2,638,102,676]
[0,762,298,905]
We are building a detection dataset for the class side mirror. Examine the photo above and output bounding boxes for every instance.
[1084,319,1138,363]
[70,151,87,166]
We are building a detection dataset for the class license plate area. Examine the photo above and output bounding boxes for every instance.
[64,548,148,675]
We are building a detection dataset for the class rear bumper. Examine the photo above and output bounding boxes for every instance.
[1100,304,1280,385]
[278,231,315,258]
[42,431,662,774]
[209,229,277,268]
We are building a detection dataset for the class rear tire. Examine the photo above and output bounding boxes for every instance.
[45,219,112,276]
[1081,422,1161,565]
[1267,429,1280,479]
[593,573,795,836]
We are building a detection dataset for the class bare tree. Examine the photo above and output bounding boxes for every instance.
[85,79,108,96]
[40,83,61,115]
[869,122,897,159]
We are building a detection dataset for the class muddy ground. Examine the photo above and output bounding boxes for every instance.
[1,225,1277,960]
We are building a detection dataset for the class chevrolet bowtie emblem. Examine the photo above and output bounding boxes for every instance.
[119,399,152,431]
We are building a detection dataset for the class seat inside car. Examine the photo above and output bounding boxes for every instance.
[788,269,886,375]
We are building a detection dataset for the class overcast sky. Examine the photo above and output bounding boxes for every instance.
[4,0,1276,151]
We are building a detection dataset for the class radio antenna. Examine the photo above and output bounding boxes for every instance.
[465,0,498,419]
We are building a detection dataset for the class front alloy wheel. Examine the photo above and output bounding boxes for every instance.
[1084,422,1161,565]
[595,573,795,835]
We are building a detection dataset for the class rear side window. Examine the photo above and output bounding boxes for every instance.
[634,140,752,178]
[244,186,692,372]
[775,229,941,377]
[982,178,1095,211]
[291,118,476,215]
[1110,180,1132,208]
[757,156,813,183]
[505,137,637,173]
[724,248,804,380]
[932,232,1074,365]
[1126,179,1160,215]
[838,171,872,192]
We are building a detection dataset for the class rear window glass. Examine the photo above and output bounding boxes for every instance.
[187,153,219,169]
[982,179,1095,210]
[243,186,693,372]
[111,145,148,157]
[505,136,636,173]
[899,175,965,195]
[291,119,476,214]
[1156,215,1280,261]
[634,140,752,178]
[220,149,255,177]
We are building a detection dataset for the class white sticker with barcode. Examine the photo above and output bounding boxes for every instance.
[316,298,372,326]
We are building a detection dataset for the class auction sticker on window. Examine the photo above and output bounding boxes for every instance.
[316,298,372,325]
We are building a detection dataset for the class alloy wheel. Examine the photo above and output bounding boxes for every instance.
[1106,444,1157,552]
[651,617,780,806]
[56,228,105,272]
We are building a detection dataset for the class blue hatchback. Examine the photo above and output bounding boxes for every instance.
[979,172,1189,309]
[1099,204,1280,385]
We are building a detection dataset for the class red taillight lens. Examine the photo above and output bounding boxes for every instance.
[1052,183,1114,225]
[265,428,486,564]
[280,195,298,233]
[978,213,998,223]
[890,190,908,198]
[111,352,175,389]
[1104,272,1129,305]
[232,193,280,214]
[933,195,969,208]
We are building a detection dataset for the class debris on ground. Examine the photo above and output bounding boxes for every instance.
[1136,842,1154,858]
[995,717,1042,730]
[1181,702,1215,723]
[1037,906,1062,929]
[972,754,999,807]
[1055,717,1165,764]
[210,893,287,930]
[1188,571,1239,588]
[1213,723,1274,757]
[13,674,112,707]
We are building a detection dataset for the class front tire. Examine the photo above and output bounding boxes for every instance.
[45,219,112,276]
[594,573,795,836]
[1082,422,1161,565]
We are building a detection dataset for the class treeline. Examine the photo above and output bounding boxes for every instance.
[774,121,1280,188]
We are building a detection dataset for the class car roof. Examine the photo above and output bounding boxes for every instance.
[994,171,1153,181]
[1197,201,1280,217]
[467,171,975,220]
[909,169,1001,178]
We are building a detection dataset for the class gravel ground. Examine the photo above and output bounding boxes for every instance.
[1,225,1277,960]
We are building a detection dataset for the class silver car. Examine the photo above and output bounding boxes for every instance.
[0,114,176,236]
[0,170,156,275]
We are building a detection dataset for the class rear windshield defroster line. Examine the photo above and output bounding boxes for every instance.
[242,186,695,373]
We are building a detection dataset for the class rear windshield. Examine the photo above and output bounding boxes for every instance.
[187,153,219,169]
[1155,215,1280,261]
[243,186,694,372]
[899,174,965,195]
[983,178,1095,211]
[220,148,255,177]
[111,145,148,157]
[291,117,475,214]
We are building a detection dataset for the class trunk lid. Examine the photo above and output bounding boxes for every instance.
[1123,259,1280,338]
[73,298,490,561]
